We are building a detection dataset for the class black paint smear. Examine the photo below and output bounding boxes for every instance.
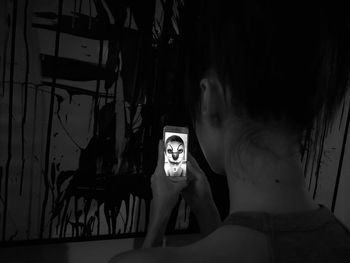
[127,35,142,135]
[79,0,83,14]
[127,196,137,233]
[301,128,312,177]
[27,85,39,239]
[135,198,142,232]
[41,81,114,99]
[49,162,56,238]
[300,127,312,164]
[59,196,70,238]
[39,0,63,239]
[130,0,156,34]
[97,201,101,235]
[1,14,11,97]
[40,54,115,81]
[331,101,350,212]
[63,204,71,238]
[51,170,75,234]
[104,40,120,92]
[20,0,30,196]
[100,175,152,235]
[33,13,124,40]
[2,0,17,242]
[0,166,2,194]
[49,123,154,236]
[338,99,346,131]
[308,129,318,191]
[74,196,79,237]
[327,117,333,135]
[55,94,83,149]
[93,40,104,136]
[93,0,126,107]
[303,134,312,178]
[31,0,201,240]
[83,197,92,236]
[312,119,328,199]
[34,12,57,20]
[120,30,142,103]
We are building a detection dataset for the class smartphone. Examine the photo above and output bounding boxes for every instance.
[163,126,189,177]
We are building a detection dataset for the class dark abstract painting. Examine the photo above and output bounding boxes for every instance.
[1,0,350,244]
[0,0,210,243]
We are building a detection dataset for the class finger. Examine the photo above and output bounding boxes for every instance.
[157,140,165,165]
[150,172,155,183]
[155,140,165,174]
[187,153,201,171]
[186,161,196,182]
[187,160,202,179]
[187,152,195,162]
[168,176,189,191]
[167,175,187,183]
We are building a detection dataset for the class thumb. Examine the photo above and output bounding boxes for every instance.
[186,161,196,183]
[169,175,189,192]
[187,153,201,171]
[155,140,165,173]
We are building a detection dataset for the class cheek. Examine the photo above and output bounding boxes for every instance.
[195,121,225,174]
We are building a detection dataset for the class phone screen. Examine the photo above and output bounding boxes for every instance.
[163,131,188,177]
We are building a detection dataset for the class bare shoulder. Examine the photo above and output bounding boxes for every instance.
[179,225,270,263]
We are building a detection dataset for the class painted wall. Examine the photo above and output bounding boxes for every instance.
[0,0,194,243]
[303,90,350,229]
[1,0,350,261]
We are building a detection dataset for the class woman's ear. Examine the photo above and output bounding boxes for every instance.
[199,75,228,127]
[199,78,211,116]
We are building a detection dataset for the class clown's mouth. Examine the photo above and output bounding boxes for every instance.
[169,161,181,165]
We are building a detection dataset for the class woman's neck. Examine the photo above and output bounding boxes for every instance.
[228,179,318,215]
[226,139,318,215]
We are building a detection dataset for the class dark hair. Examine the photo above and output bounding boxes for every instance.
[183,1,350,132]
[166,135,184,145]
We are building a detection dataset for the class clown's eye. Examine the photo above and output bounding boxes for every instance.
[167,149,172,154]
[178,149,183,154]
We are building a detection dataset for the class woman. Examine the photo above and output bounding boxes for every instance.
[110,1,350,262]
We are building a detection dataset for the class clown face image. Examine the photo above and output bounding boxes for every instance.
[164,135,186,177]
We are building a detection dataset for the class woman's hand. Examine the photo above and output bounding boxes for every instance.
[181,154,221,235]
[150,140,188,216]
[143,140,188,248]
[181,153,214,213]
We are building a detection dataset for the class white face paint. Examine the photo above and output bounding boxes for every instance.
[165,141,185,175]
[166,141,184,165]
[163,131,188,177]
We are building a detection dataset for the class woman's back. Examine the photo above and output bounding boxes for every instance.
[109,2,350,263]
[221,205,350,262]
